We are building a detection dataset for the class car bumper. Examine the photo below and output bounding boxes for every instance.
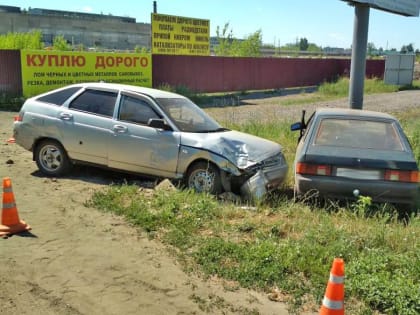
[241,163,288,199]
[295,174,419,205]
[13,122,35,151]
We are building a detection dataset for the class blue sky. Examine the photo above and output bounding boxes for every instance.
[3,0,420,50]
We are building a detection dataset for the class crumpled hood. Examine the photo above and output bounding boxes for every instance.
[180,130,283,169]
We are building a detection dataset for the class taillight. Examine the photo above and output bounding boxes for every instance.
[296,162,331,176]
[15,113,23,122]
[384,170,419,183]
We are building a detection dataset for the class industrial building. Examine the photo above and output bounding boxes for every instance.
[0,5,151,50]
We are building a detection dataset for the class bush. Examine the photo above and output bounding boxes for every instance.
[156,83,210,105]
[0,93,24,111]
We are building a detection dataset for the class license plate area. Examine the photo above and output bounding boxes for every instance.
[335,168,382,180]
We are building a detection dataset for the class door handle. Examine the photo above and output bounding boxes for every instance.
[59,112,73,121]
[113,125,128,133]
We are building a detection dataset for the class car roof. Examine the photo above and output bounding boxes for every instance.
[66,82,184,99]
[314,108,397,121]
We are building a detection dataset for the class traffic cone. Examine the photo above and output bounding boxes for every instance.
[0,177,31,238]
[319,258,345,315]
[6,117,17,143]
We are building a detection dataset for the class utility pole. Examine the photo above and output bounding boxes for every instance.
[349,3,370,109]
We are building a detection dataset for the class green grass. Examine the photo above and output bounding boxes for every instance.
[273,76,410,107]
[198,77,418,108]
[159,77,403,107]
[318,77,400,98]
[89,187,419,314]
[395,108,420,166]
[89,106,420,315]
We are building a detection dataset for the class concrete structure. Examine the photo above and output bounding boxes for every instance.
[0,5,151,50]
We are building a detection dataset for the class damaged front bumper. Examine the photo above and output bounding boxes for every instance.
[240,158,288,200]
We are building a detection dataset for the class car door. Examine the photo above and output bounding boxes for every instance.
[59,88,117,165]
[107,93,181,178]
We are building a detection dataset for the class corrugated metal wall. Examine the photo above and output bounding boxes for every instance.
[153,55,385,92]
[0,50,22,94]
[0,50,385,95]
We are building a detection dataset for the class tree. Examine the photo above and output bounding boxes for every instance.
[53,35,71,51]
[213,23,262,57]
[400,43,414,53]
[236,30,262,57]
[282,43,299,52]
[307,43,322,53]
[0,30,43,49]
[299,37,309,51]
[214,23,235,56]
[134,45,149,53]
[367,42,376,56]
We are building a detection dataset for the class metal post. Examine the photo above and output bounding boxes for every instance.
[349,4,370,109]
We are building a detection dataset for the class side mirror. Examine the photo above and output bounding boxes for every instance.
[148,118,172,131]
[291,122,303,131]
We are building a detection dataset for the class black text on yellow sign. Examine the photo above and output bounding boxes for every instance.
[20,50,152,97]
[151,13,210,56]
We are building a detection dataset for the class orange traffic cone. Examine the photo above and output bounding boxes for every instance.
[6,117,17,143]
[319,258,345,315]
[0,177,31,238]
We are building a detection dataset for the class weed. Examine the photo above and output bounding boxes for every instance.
[90,184,420,314]
[157,83,210,105]
[0,93,25,111]
[88,105,420,315]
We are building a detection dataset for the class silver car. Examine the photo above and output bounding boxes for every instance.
[291,108,419,206]
[13,82,288,199]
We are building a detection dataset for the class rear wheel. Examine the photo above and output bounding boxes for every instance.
[186,161,222,195]
[35,140,70,176]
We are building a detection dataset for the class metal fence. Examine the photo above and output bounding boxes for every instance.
[0,50,22,94]
[0,50,385,95]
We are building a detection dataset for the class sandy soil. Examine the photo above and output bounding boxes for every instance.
[1,90,420,315]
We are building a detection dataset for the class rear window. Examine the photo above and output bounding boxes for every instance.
[314,118,403,151]
[36,87,81,105]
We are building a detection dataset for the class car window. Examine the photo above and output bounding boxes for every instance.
[36,87,81,106]
[69,89,117,117]
[118,95,160,125]
[157,97,222,132]
[314,118,403,150]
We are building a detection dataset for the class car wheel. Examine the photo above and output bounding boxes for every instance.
[35,140,70,176]
[187,161,222,194]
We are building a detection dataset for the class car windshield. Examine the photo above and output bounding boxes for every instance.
[314,118,404,151]
[156,97,227,133]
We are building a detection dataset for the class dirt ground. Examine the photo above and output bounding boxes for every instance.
[1,90,420,315]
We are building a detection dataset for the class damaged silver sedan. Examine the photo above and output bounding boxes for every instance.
[13,82,288,199]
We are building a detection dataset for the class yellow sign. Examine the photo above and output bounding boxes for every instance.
[151,13,210,56]
[21,50,152,97]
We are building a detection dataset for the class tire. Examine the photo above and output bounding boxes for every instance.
[35,140,70,176]
[186,161,222,195]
